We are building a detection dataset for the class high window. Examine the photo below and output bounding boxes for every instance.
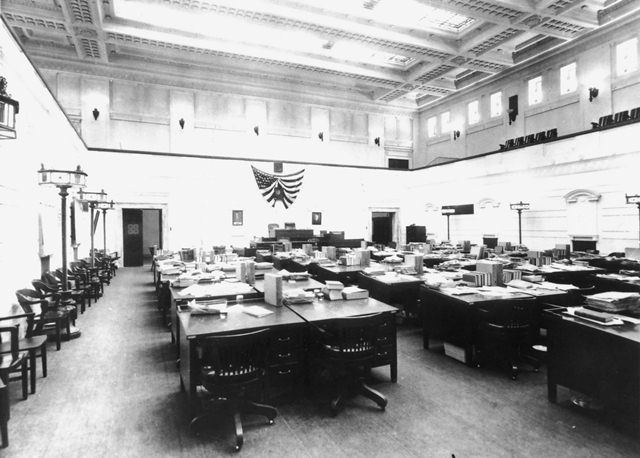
[560,62,577,94]
[440,111,451,133]
[467,100,480,125]
[427,116,437,137]
[490,91,502,118]
[528,76,543,105]
[616,37,638,76]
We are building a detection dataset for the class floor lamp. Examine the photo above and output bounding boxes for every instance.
[97,200,115,255]
[38,164,87,337]
[441,208,455,242]
[509,201,530,246]
[78,189,108,268]
[626,194,640,246]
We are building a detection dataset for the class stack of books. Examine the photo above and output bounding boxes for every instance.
[476,260,504,286]
[502,269,522,283]
[323,280,345,300]
[585,292,640,312]
[342,286,369,300]
[462,271,493,287]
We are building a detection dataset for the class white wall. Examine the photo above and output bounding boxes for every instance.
[415,14,640,167]
[0,20,89,312]
[407,122,640,254]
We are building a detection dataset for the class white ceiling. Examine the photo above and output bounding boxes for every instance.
[2,0,639,108]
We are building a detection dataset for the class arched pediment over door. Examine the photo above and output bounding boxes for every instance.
[564,189,601,241]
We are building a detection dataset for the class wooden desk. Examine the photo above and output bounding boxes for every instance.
[178,302,305,406]
[535,265,605,285]
[546,310,640,425]
[314,264,367,285]
[178,297,399,409]
[357,272,422,317]
[593,274,640,293]
[272,256,308,272]
[253,277,325,294]
[285,297,399,382]
[420,285,568,365]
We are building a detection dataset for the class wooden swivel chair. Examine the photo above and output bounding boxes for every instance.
[475,298,539,380]
[0,324,29,401]
[190,328,277,452]
[16,289,68,351]
[0,306,47,395]
[314,313,388,416]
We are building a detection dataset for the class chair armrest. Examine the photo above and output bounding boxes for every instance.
[0,325,19,359]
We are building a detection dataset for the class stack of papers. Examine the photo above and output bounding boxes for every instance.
[188,299,227,315]
[242,305,274,318]
[283,289,315,304]
[585,292,640,312]
[342,286,369,300]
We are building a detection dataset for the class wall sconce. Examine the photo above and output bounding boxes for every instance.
[92,108,100,120]
[318,132,324,141]
[0,76,20,139]
[374,137,380,146]
[178,118,185,129]
[589,87,599,102]
[253,125,260,136]
[507,94,518,125]
[453,130,461,140]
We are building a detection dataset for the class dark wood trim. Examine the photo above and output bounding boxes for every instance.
[87,147,409,171]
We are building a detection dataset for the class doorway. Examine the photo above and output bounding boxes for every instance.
[122,208,162,266]
[371,212,395,246]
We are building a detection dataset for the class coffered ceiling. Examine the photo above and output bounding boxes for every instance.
[2,0,639,109]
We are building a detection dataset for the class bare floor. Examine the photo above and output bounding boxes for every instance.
[6,267,639,457]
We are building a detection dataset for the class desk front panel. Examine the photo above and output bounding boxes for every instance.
[547,313,640,421]
[420,286,567,364]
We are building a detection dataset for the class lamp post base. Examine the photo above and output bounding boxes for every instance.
[61,325,81,340]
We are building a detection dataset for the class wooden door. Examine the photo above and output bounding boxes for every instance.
[122,209,143,266]
[372,214,393,244]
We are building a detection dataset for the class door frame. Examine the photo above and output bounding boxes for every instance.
[112,202,169,260]
[368,206,401,246]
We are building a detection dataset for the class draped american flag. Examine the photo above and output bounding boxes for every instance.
[251,165,305,209]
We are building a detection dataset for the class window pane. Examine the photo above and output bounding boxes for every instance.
[560,62,577,94]
[528,76,542,105]
[440,112,451,133]
[468,100,480,125]
[616,37,638,76]
[427,116,437,137]
[490,92,502,117]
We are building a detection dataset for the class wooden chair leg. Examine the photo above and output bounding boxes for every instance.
[0,420,7,448]
[41,345,47,378]
[55,321,61,351]
[29,352,36,394]
[21,363,28,400]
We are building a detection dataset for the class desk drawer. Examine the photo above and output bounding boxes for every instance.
[268,347,301,365]
[268,362,302,389]
[374,344,394,366]
[269,330,303,351]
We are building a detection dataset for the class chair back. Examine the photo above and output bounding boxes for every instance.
[323,313,383,365]
[197,328,270,388]
[42,272,62,290]
[478,298,537,343]
[32,280,56,296]
[568,285,595,306]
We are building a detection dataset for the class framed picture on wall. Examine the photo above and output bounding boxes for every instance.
[232,210,243,226]
[312,212,322,225]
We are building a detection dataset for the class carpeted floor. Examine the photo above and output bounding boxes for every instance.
[5,266,639,457]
